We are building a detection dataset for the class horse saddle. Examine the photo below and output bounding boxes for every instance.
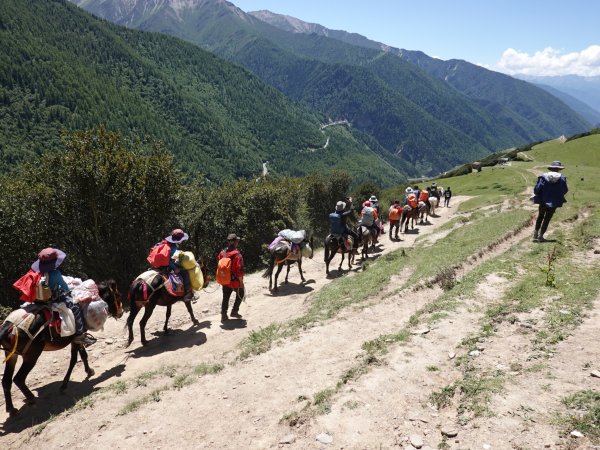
[4,304,63,340]
[137,270,185,298]
[328,233,352,250]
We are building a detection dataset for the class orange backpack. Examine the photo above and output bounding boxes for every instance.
[216,250,238,286]
[419,191,430,202]
[407,193,418,208]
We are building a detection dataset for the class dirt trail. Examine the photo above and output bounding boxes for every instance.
[0,199,467,447]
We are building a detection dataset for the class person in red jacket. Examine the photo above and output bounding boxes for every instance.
[218,233,245,322]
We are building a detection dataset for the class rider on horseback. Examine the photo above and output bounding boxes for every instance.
[13,248,93,346]
[360,201,379,243]
[163,229,193,301]
[330,199,360,247]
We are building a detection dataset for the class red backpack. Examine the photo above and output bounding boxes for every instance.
[147,240,171,268]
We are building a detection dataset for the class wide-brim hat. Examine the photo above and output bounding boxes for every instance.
[31,247,66,273]
[335,201,346,212]
[405,187,413,194]
[165,228,189,244]
[548,160,565,170]
[227,233,241,241]
[369,195,378,202]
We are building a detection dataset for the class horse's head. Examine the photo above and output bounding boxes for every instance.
[98,279,124,319]
[197,256,210,289]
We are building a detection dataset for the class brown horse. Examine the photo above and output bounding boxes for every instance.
[400,203,427,232]
[263,237,314,292]
[126,259,208,347]
[0,280,124,417]
[324,234,356,275]
[359,225,376,260]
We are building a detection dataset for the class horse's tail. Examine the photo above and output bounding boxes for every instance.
[0,319,13,341]
[262,253,275,278]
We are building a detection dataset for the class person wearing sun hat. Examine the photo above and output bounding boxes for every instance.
[164,228,193,301]
[532,161,569,242]
[16,247,92,346]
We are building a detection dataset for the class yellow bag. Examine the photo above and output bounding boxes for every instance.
[178,251,197,270]
[189,265,204,291]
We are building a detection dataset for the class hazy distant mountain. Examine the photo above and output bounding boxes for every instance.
[515,74,600,116]
[70,0,591,175]
[531,84,600,126]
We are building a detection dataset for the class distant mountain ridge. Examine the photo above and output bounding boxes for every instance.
[249,9,593,137]
[70,0,591,175]
[515,74,600,117]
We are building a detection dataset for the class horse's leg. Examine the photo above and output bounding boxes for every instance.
[139,301,157,346]
[61,343,81,392]
[285,262,292,284]
[273,263,284,292]
[297,258,306,283]
[79,346,94,377]
[126,286,142,347]
[13,345,43,406]
[2,351,18,416]
[268,255,275,291]
[339,250,345,270]
[184,300,200,326]
[163,304,172,334]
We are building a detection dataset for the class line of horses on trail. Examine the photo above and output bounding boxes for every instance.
[0,200,439,420]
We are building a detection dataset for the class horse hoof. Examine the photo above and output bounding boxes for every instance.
[25,397,36,406]
[8,407,19,417]
[86,368,96,378]
[141,340,148,346]
[60,384,68,393]
[164,328,171,335]
[193,320,200,326]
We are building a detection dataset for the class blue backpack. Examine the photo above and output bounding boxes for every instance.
[329,212,344,235]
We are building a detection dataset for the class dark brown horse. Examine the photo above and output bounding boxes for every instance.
[126,258,208,347]
[400,204,426,232]
[263,237,314,292]
[0,280,124,417]
[324,234,357,275]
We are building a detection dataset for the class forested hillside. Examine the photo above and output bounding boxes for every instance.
[74,0,592,175]
[0,0,405,185]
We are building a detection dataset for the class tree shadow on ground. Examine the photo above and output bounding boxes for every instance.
[125,321,209,358]
[0,363,126,435]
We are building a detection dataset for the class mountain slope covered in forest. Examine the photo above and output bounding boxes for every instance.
[0,0,407,185]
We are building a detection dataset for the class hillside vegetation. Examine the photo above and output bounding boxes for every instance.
[0,0,404,185]
[71,0,591,176]
[4,134,599,449]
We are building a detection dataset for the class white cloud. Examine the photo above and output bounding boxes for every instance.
[494,45,600,76]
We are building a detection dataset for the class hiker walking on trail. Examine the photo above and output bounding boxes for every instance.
[532,161,569,242]
[388,200,402,240]
[217,233,245,322]
[443,187,452,207]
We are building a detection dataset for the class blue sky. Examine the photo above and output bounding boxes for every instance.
[233,0,600,76]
